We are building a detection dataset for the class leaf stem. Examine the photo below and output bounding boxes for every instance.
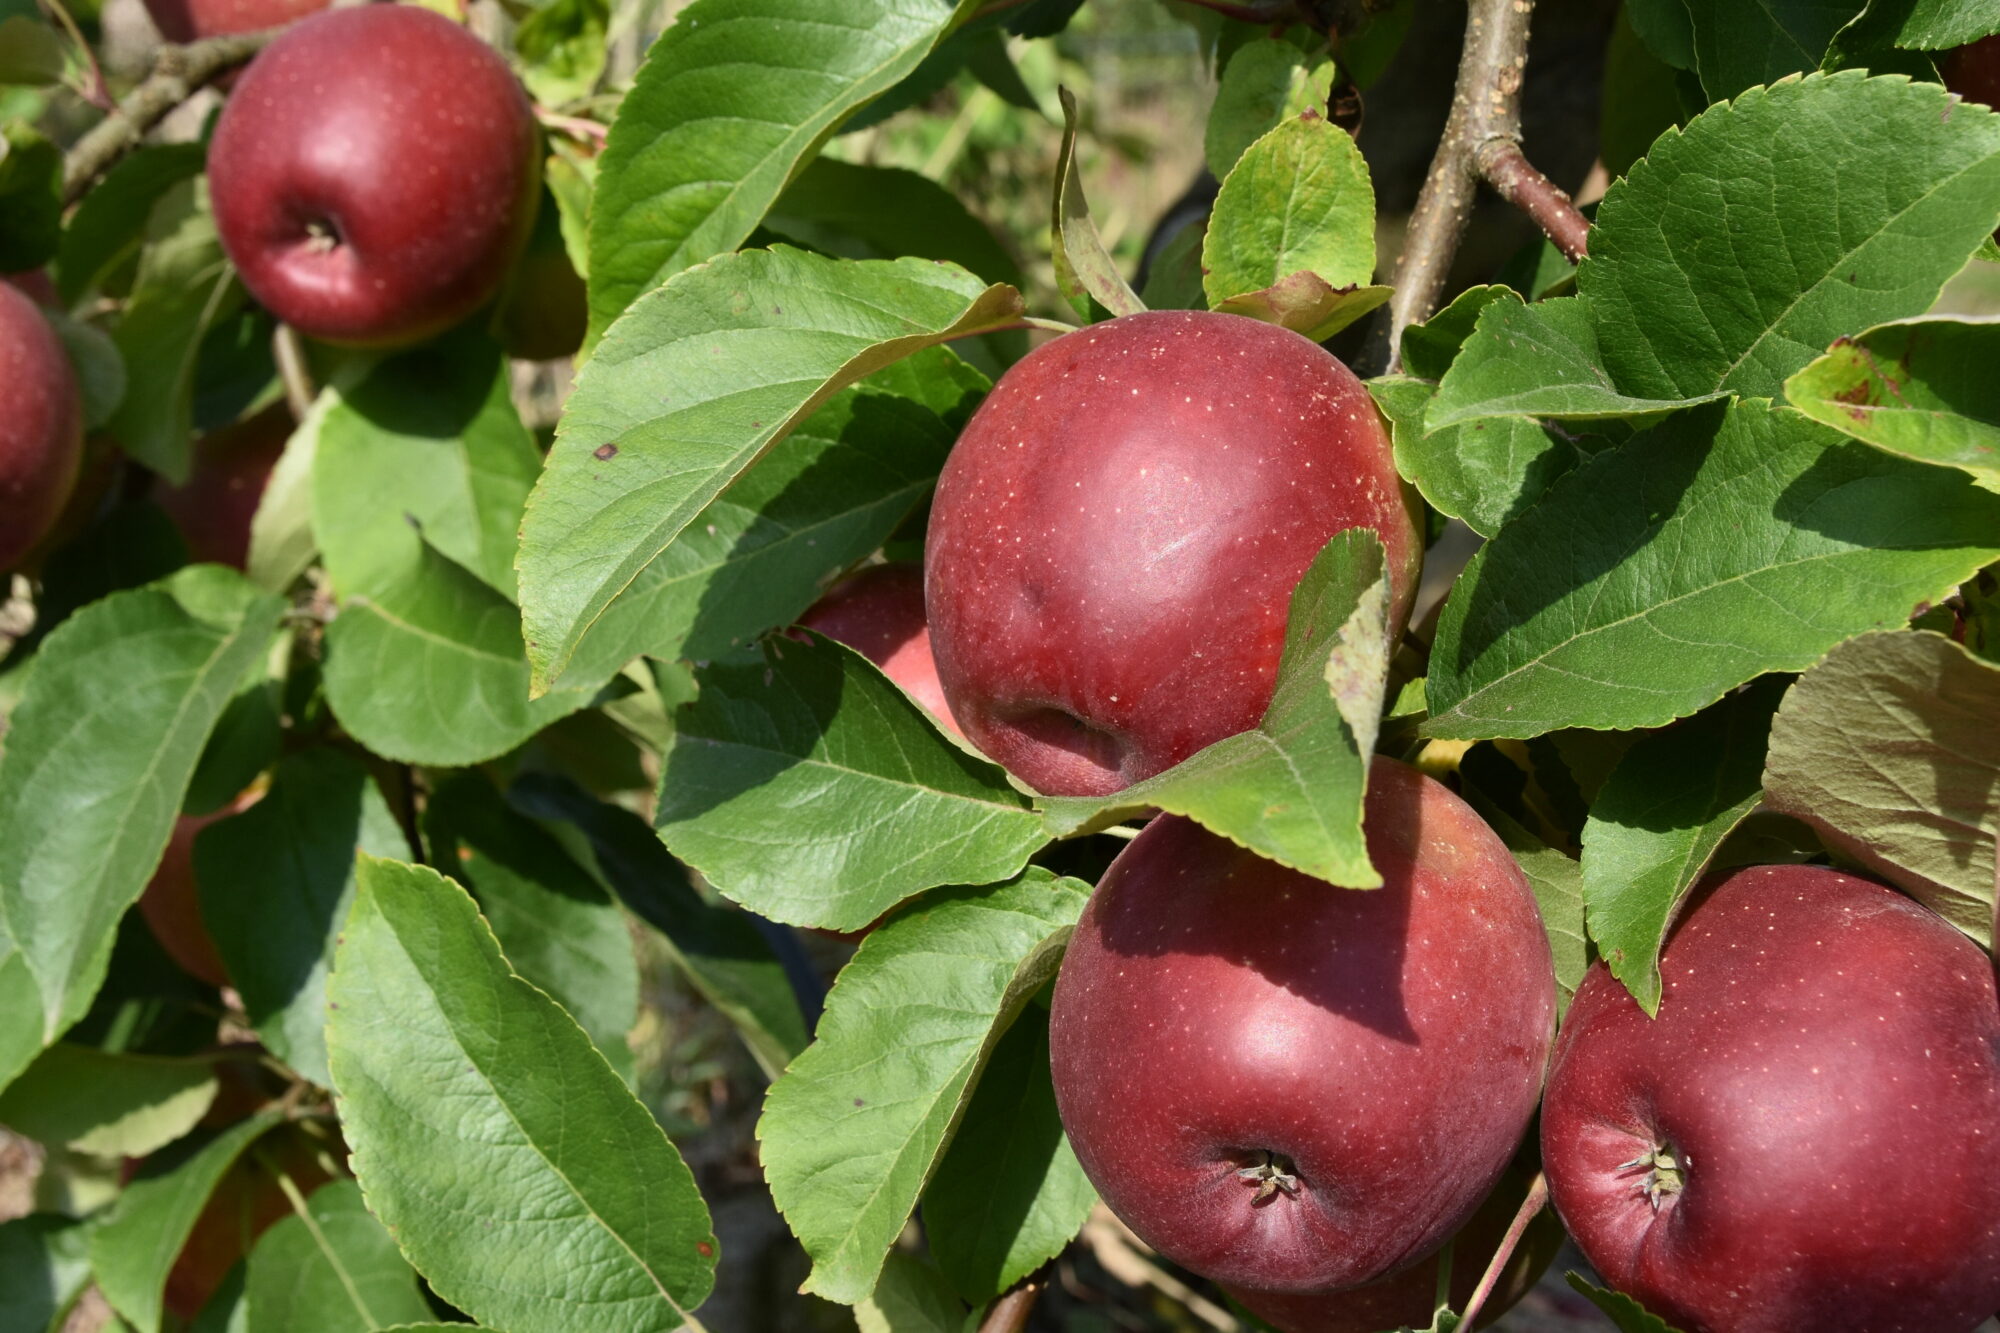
[1457,1171,1549,1327]
[977,1276,1043,1333]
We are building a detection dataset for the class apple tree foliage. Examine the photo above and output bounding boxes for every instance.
[1,0,1998,1330]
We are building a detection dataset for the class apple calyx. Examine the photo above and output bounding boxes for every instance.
[1617,1141,1685,1209]
[1235,1150,1302,1203]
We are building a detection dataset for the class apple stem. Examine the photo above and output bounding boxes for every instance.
[1456,1170,1548,1328]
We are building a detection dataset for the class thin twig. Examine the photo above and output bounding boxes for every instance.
[1457,1171,1550,1328]
[61,28,279,205]
[977,1277,1044,1333]
[1370,0,1588,373]
[535,106,609,145]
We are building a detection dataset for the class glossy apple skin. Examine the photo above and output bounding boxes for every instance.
[1542,865,2000,1333]
[925,309,1420,797]
[0,283,83,571]
[138,789,261,989]
[156,403,290,568]
[207,6,541,348]
[140,0,328,43]
[1942,33,2000,109]
[799,564,960,735]
[1049,758,1555,1293]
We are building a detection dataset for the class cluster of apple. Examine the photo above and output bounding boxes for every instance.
[799,309,2000,1333]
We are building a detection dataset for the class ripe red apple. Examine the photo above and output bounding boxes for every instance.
[1541,864,2000,1333]
[798,563,960,735]
[138,789,262,989]
[0,282,84,571]
[207,6,542,348]
[139,0,328,43]
[925,309,1420,797]
[1942,33,2000,109]
[155,404,290,569]
[1049,757,1555,1293]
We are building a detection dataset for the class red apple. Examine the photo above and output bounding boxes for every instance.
[925,309,1420,797]
[3,268,58,306]
[1541,864,2000,1333]
[0,282,84,571]
[140,0,329,43]
[798,563,960,735]
[207,6,542,348]
[1942,33,2000,109]
[162,1123,339,1320]
[1049,758,1555,1293]
[155,403,290,569]
[138,788,262,989]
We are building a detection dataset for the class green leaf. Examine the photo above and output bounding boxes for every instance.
[0,1213,94,1333]
[1601,7,1689,179]
[1203,110,1381,339]
[1464,793,1588,1021]
[856,1253,967,1333]
[0,1044,217,1157]
[1583,72,2000,402]
[90,1109,288,1333]
[587,345,986,666]
[1204,37,1328,181]
[509,773,809,1081]
[0,16,67,85]
[1627,0,1697,70]
[104,179,243,483]
[765,158,1022,287]
[242,1180,432,1333]
[1763,629,2000,945]
[47,309,128,430]
[924,1008,1095,1304]
[245,396,318,594]
[757,869,1089,1305]
[514,0,607,107]
[1052,87,1143,321]
[1680,0,1867,101]
[1581,678,1788,1014]
[584,0,974,348]
[0,567,284,1095]
[423,771,640,1065]
[1040,530,1391,886]
[518,246,1022,694]
[1138,220,1206,312]
[321,536,596,765]
[1370,375,1582,539]
[327,856,717,1333]
[656,634,1048,930]
[1567,1274,1687,1333]
[1425,399,2000,738]
[1831,0,1998,56]
[1783,317,2000,485]
[56,143,205,306]
[1399,284,1520,382]
[196,748,407,1087]
[0,120,61,271]
[312,334,540,603]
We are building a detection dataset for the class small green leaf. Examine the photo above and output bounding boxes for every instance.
[245,396,317,594]
[327,856,717,1333]
[1464,794,1588,1020]
[1680,0,1868,101]
[90,1110,288,1333]
[1567,1274,1688,1333]
[0,1213,94,1333]
[1052,87,1143,321]
[56,143,205,306]
[1581,678,1788,1014]
[519,246,1022,694]
[0,16,67,85]
[1040,530,1391,888]
[1425,399,2000,738]
[1763,629,2000,945]
[924,1009,1095,1304]
[766,158,1022,288]
[1784,317,2000,485]
[656,634,1049,930]
[1204,37,1329,181]
[196,748,407,1087]
[514,0,607,107]
[758,869,1089,1305]
[47,309,128,430]
[0,1045,217,1157]
[856,1253,967,1333]
[0,120,60,270]
[0,567,284,1095]
[242,1180,432,1333]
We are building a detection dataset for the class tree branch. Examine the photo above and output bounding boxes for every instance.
[1371,0,1587,373]
[62,29,278,206]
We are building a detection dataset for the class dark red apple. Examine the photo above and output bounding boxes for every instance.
[140,0,328,43]
[1541,864,2000,1333]
[1942,33,2000,109]
[3,268,58,306]
[1049,758,1555,1293]
[925,309,1420,797]
[138,788,262,989]
[207,6,542,348]
[0,282,84,571]
[798,563,960,735]
[156,403,290,568]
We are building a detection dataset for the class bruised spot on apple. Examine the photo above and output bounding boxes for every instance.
[207,6,542,348]
[926,309,1420,797]
[1050,758,1555,1294]
[1542,864,2000,1333]
[138,788,262,989]
[155,403,290,569]
[0,282,84,572]
[798,563,961,737]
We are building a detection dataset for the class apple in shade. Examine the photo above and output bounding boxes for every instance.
[161,1124,338,1319]
[1049,758,1555,1294]
[139,0,328,43]
[155,403,290,569]
[1942,33,2000,109]
[1541,864,2000,1333]
[925,309,1420,797]
[137,788,262,989]
[206,6,542,348]
[0,282,83,571]
[797,563,960,735]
